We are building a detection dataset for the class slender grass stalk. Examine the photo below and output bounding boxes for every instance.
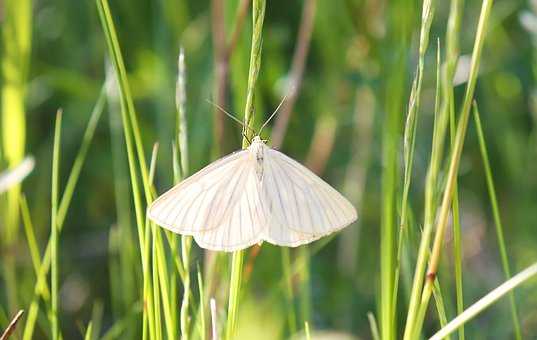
[20,195,49,299]
[281,247,297,334]
[394,0,436,318]
[432,281,450,338]
[96,1,159,338]
[226,252,244,340]
[151,231,163,340]
[473,105,522,340]
[147,144,175,340]
[89,301,104,340]
[449,85,465,340]
[444,5,465,338]
[0,310,24,340]
[409,0,494,336]
[176,47,193,340]
[57,85,106,226]
[84,322,94,340]
[106,61,137,333]
[225,1,265,339]
[1,0,31,314]
[50,109,62,340]
[429,39,450,329]
[304,321,311,340]
[429,262,537,340]
[210,298,218,340]
[403,0,463,336]
[380,0,413,336]
[197,265,207,340]
[176,47,189,179]
[180,237,192,339]
[367,312,381,340]
[22,87,106,340]
[298,247,311,327]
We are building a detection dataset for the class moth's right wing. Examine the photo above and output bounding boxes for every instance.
[148,149,264,235]
[261,148,357,247]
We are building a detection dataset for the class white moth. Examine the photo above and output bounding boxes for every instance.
[148,135,357,252]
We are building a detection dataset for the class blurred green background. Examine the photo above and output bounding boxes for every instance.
[2,0,537,339]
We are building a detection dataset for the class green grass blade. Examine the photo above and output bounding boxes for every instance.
[83,322,93,340]
[404,0,462,333]
[281,247,297,334]
[395,0,437,315]
[96,1,156,337]
[429,262,537,340]
[380,0,416,337]
[20,195,50,299]
[449,79,465,340]
[95,0,151,203]
[57,85,106,227]
[1,0,31,314]
[226,0,265,339]
[367,312,381,340]
[50,109,62,340]
[473,105,522,340]
[21,89,106,340]
[410,0,495,336]
[304,321,311,340]
[193,264,206,340]
[432,281,450,340]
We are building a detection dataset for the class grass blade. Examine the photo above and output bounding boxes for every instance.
[226,0,265,339]
[429,262,537,340]
[367,312,381,340]
[22,88,105,340]
[411,0,495,336]
[473,105,522,339]
[1,0,31,314]
[83,322,93,340]
[0,310,24,340]
[50,109,62,340]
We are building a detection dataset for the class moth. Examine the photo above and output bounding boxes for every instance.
[148,134,357,252]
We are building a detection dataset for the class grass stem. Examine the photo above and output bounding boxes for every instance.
[225,0,265,339]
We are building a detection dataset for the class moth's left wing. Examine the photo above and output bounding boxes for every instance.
[192,159,268,251]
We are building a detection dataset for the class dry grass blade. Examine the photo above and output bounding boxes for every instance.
[0,310,24,340]
[271,0,317,148]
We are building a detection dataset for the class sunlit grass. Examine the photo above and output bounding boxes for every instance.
[2,0,537,339]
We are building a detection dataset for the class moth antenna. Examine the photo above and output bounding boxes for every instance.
[206,99,256,135]
[259,85,295,135]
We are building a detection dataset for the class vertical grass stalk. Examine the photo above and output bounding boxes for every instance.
[175,46,193,340]
[409,0,494,337]
[473,106,522,340]
[1,0,32,314]
[403,0,463,336]
[394,0,436,317]
[226,1,265,339]
[22,90,105,339]
[380,0,414,337]
[50,110,62,340]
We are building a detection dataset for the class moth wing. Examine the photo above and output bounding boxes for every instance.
[192,161,268,251]
[149,149,261,233]
[261,148,357,246]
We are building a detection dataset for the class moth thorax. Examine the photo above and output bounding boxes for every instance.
[249,138,264,181]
